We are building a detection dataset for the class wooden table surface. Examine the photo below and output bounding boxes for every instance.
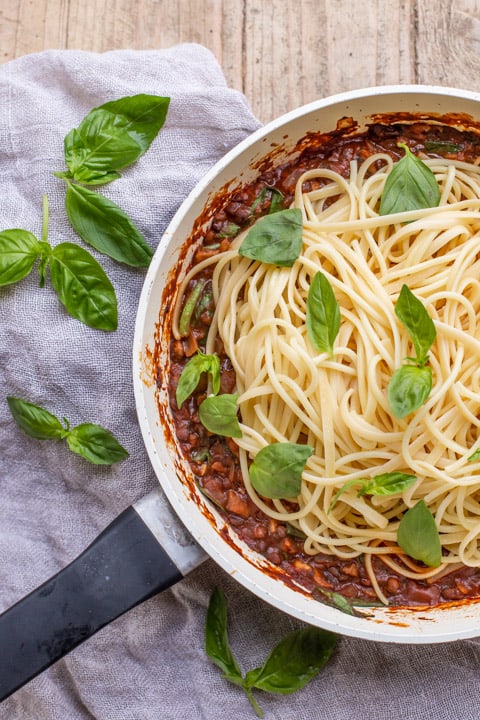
[1,0,480,124]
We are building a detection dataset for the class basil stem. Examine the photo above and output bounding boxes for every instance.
[379,142,441,216]
[7,397,128,465]
[65,182,153,267]
[306,271,340,356]
[205,588,337,718]
[249,443,314,499]
[199,394,242,438]
[239,208,303,267]
[175,351,221,409]
[397,499,442,567]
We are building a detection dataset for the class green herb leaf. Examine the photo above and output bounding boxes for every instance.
[205,588,243,684]
[238,208,303,267]
[244,626,337,695]
[63,94,170,184]
[250,186,285,215]
[249,443,314,499]
[65,423,129,464]
[306,271,340,355]
[176,351,221,408]
[7,397,65,440]
[178,279,207,336]
[395,285,436,362]
[199,394,242,438]
[467,448,480,462]
[358,471,417,497]
[424,140,462,155]
[379,143,441,216]
[397,499,442,567]
[65,182,152,267]
[387,364,433,419]
[0,229,42,286]
[49,242,118,331]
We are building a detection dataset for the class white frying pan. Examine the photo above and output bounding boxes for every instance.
[1,85,480,702]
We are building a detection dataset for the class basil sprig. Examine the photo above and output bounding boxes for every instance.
[379,143,441,216]
[0,197,117,331]
[56,94,170,267]
[306,271,340,356]
[205,587,337,718]
[397,499,442,567]
[7,397,128,465]
[329,471,417,512]
[239,208,303,267]
[176,351,221,409]
[249,443,314,499]
[388,285,436,419]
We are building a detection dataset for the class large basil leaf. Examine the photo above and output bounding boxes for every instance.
[244,627,337,695]
[176,351,221,409]
[66,423,129,464]
[387,364,432,419]
[238,208,303,267]
[397,499,442,567]
[379,143,441,215]
[0,229,42,286]
[64,94,170,184]
[49,242,118,331]
[199,394,242,438]
[65,182,152,267]
[306,271,340,355]
[395,285,436,362]
[7,396,65,440]
[249,443,314,499]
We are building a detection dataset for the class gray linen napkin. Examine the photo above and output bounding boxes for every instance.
[1,44,480,720]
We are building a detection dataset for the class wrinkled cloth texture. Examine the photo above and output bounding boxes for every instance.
[0,44,480,720]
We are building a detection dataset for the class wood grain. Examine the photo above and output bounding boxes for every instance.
[1,0,480,122]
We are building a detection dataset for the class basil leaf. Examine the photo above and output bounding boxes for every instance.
[64,94,170,184]
[395,285,436,362]
[205,588,243,684]
[306,271,340,355]
[199,394,242,438]
[7,397,65,440]
[468,448,480,462]
[387,364,433,419]
[379,143,441,216]
[358,471,417,497]
[424,140,462,155]
[178,279,207,336]
[250,186,285,215]
[66,423,129,464]
[0,229,42,286]
[238,208,303,267]
[65,182,152,267]
[249,443,314,499]
[244,626,337,695]
[176,351,221,408]
[49,242,118,331]
[397,499,442,567]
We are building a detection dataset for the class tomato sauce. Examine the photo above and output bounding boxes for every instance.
[164,121,480,608]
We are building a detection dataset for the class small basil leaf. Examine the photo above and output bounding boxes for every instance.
[244,626,337,695]
[64,94,170,183]
[397,499,442,567]
[65,183,152,267]
[205,588,243,683]
[176,351,221,408]
[379,143,441,216]
[468,448,480,462]
[249,443,314,499]
[66,423,129,464]
[424,140,462,155]
[238,208,303,267]
[387,364,432,419]
[178,279,207,337]
[306,271,340,355]
[199,394,242,438]
[49,242,118,331]
[358,472,417,497]
[395,285,436,362]
[7,397,65,440]
[0,229,42,286]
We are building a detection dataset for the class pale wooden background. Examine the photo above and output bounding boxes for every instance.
[1,0,480,123]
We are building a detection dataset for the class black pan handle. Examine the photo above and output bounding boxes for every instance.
[0,498,198,702]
